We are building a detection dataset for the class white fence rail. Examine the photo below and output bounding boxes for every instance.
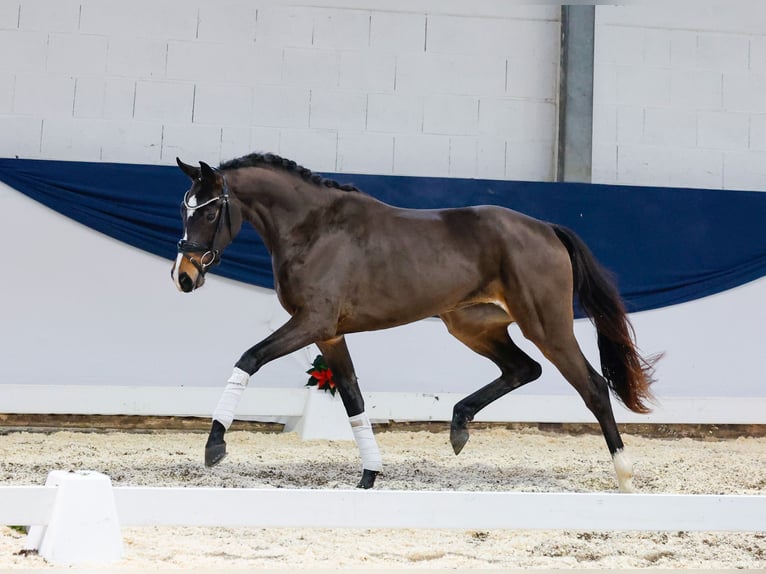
[4,385,766,426]
[2,486,764,532]
[2,471,764,565]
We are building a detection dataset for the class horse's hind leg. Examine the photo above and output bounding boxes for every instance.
[317,336,382,489]
[441,305,542,455]
[524,322,635,492]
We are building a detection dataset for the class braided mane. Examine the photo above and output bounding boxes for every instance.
[219,152,359,192]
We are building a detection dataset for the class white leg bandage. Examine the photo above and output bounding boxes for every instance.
[349,412,382,472]
[212,367,250,430]
[612,448,635,493]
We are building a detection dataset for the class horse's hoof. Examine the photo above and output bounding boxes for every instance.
[205,442,227,467]
[450,427,469,455]
[356,469,378,489]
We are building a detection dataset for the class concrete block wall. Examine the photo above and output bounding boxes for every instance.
[0,0,560,181]
[593,2,766,191]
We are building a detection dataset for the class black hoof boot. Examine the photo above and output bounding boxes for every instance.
[450,405,473,455]
[205,420,227,467]
[356,469,379,489]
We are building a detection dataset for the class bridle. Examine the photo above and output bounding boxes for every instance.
[177,173,233,276]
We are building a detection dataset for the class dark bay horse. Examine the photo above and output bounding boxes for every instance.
[171,153,659,493]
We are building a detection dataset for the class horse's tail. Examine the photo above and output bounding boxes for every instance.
[552,224,659,414]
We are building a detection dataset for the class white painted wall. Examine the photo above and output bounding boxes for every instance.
[593,1,766,190]
[2,2,766,422]
[0,1,560,181]
[3,180,766,409]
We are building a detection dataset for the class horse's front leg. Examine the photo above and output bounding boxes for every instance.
[205,313,332,467]
[317,336,382,489]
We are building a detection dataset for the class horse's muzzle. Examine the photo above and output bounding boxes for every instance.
[178,271,196,293]
[172,255,206,293]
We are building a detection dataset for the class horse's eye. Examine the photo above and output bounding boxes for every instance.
[205,212,217,222]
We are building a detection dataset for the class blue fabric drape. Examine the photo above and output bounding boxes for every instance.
[2,157,766,314]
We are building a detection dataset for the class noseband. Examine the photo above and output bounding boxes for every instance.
[177,173,233,276]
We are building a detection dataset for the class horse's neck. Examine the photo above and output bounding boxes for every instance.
[227,167,335,250]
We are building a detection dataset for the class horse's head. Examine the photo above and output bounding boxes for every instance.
[171,158,242,293]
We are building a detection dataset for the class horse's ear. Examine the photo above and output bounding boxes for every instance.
[199,161,217,182]
[176,157,200,180]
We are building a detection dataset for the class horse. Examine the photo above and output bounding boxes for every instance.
[170,153,659,493]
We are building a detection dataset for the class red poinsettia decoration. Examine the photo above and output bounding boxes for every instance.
[306,355,336,396]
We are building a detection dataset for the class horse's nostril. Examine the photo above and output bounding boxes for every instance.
[179,272,194,293]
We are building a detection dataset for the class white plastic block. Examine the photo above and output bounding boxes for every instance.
[476,137,507,180]
[670,69,723,110]
[73,78,106,119]
[749,114,766,151]
[596,4,766,35]
[615,67,671,106]
[198,1,257,43]
[161,124,222,165]
[13,73,74,117]
[367,93,423,133]
[250,44,285,85]
[74,78,135,120]
[643,108,696,147]
[310,90,366,130]
[283,390,353,441]
[40,118,104,161]
[505,141,555,182]
[617,144,723,189]
[312,9,370,50]
[594,25,645,66]
[0,3,18,29]
[698,111,750,151]
[282,48,340,89]
[253,86,310,128]
[18,0,79,32]
[107,37,167,79]
[427,15,555,60]
[393,134,450,177]
[0,30,46,72]
[0,116,41,158]
[723,72,766,113]
[697,33,749,71]
[25,470,123,565]
[395,53,505,96]
[723,151,766,191]
[750,36,766,73]
[478,99,556,142]
[370,11,424,52]
[423,94,478,135]
[591,142,618,185]
[339,50,395,92]
[615,105,644,144]
[80,0,196,40]
[337,132,394,174]
[643,29,672,67]
[248,126,282,154]
[669,30,698,69]
[220,127,253,162]
[47,33,108,75]
[255,6,313,48]
[100,121,163,164]
[448,136,477,178]
[0,72,12,112]
[279,128,337,171]
[193,84,253,126]
[167,41,262,84]
[506,58,557,101]
[592,103,617,144]
[134,80,194,123]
